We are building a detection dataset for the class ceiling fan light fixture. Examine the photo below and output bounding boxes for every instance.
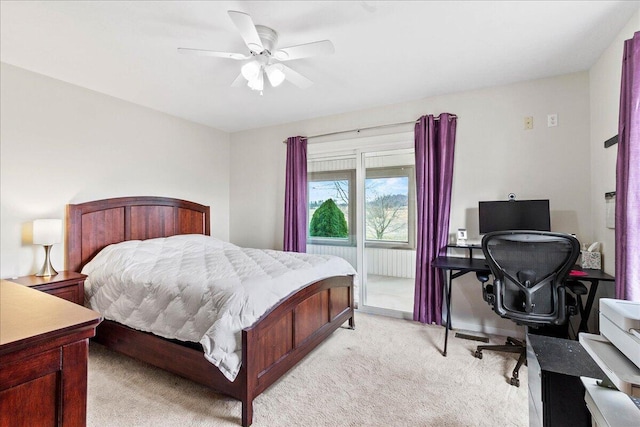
[247,71,264,91]
[181,11,332,92]
[265,64,286,87]
[241,60,261,81]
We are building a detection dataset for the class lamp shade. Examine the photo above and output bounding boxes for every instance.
[265,64,285,87]
[33,219,62,245]
[241,60,261,81]
[247,71,264,91]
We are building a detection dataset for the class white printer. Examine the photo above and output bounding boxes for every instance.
[579,298,640,426]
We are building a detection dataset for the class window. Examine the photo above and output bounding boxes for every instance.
[308,170,355,245]
[365,166,415,248]
[307,165,415,249]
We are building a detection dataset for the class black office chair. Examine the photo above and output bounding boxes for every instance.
[474,231,580,386]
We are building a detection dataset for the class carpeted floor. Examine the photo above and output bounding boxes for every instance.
[87,313,528,426]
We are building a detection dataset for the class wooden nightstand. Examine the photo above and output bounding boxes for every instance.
[9,271,86,305]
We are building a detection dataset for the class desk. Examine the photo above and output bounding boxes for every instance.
[432,255,490,356]
[570,269,615,332]
[432,254,615,356]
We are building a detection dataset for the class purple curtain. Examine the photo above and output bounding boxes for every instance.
[414,113,457,324]
[283,136,308,252]
[615,31,640,301]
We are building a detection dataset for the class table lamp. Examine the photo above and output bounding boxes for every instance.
[33,218,62,277]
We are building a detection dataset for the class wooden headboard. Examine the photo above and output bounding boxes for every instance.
[66,196,210,272]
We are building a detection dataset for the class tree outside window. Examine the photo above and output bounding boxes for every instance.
[365,176,409,243]
[308,172,354,244]
[309,199,348,238]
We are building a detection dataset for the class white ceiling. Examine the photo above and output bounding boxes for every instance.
[1,1,638,133]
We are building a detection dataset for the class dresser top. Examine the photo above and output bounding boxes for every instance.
[0,279,101,348]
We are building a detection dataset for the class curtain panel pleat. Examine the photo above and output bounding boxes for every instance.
[283,136,308,252]
[615,31,640,301]
[413,113,457,324]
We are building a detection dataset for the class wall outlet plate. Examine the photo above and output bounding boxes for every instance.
[524,116,533,130]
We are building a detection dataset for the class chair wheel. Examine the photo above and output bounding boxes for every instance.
[474,350,483,359]
[510,377,520,387]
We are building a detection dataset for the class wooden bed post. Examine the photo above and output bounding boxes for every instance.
[348,280,356,330]
[241,329,254,427]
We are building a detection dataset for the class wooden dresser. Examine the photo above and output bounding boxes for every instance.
[0,280,101,427]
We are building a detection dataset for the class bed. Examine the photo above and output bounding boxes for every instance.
[65,196,355,426]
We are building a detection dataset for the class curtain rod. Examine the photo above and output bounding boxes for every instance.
[281,114,458,143]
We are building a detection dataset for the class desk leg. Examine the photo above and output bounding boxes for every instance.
[443,270,453,357]
[579,279,599,333]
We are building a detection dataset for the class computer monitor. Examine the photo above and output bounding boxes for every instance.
[478,199,550,234]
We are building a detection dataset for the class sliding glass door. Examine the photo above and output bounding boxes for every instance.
[307,145,416,318]
[361,149,416,315]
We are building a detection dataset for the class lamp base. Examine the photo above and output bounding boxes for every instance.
[36,245,58,277]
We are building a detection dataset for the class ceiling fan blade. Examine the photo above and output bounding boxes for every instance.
[281,64,313,89]
[227,10,263,52]
[231,73,246,88]
[274,40,334,61]
[177,48,249,60]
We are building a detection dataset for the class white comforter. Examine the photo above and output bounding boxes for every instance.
[82,234,356,381]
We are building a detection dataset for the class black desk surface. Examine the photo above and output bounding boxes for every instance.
[431,256,489,271]
[569,269,615,281]
[432,256,615,282]
[528,334,605,379]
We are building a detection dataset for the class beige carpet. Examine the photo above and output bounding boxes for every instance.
[87,313,528,426]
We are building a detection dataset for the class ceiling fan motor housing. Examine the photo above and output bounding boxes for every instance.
[252,25,278,55]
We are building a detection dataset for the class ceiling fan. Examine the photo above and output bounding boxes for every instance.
[178,10,334,93]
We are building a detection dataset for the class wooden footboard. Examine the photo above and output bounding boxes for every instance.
[241,275,355,426]
[92,274,354,426]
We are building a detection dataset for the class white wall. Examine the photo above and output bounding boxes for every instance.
[0,63,231,278]
[231,73,591,246]
[230,71,591,336]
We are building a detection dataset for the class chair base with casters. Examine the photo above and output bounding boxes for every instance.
[471,298,579,388]
[474,272,527,387]
[474,336,526,387]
